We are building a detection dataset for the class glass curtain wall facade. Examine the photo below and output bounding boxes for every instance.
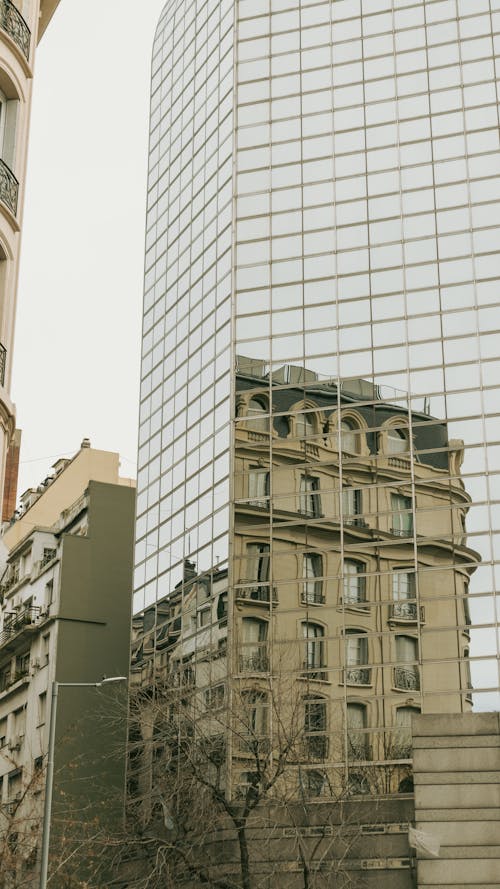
[134,0,500,799]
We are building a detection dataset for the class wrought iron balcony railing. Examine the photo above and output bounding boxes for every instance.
[394,665,420,692]
[390,601,425,623]
[344,667,371,686]
[0,343,5,386]
[301,587,325,606]
[0,605,40,648]
[0,157,18,216]
[303,734,329,761]
[239,650,270,673]
[0,0,30,59]
[236,585,277,604]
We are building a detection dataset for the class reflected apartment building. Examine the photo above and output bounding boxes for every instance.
[132,0,500,839]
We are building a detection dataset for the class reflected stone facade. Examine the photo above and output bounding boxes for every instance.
[132,0,500,880]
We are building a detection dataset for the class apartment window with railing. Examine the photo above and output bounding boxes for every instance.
[303,695,328,759]
[393,705,420,759]
[392,569,418,620]
[344,629,370,686]
[342,487,363,526]
[343,560,367,607]
[299,474,321,517]
[391,494,413,536]
[248,468,270,506]
[246,398,268,433]
[395,635,420,691]
[239,690,269,752]
[302,553,324,605]
[302,622,326,680]
[347,703,370,761]
[245,543,270,595]
[240,617,269,673]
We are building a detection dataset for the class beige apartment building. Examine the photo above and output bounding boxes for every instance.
[0,0,61,521]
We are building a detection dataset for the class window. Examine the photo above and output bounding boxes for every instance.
[240,618,268,672]
[299,474,321,517]
[393,706,420,758]
[204,684,225,710]
[244,543,271,600]
[0,717,6,748]
[217,592,228,626]
[395,636,420,691]
[247,398,268,433]
[38,692,46,726]
[340,419,358,454]
[197,605,211,628]
[342,488,363,526]
[240,690,269,751]
[15,651,30,681]
[13,707,26,738]
[391,494,413,536]
[387,427,408,455]
[303,695,328,759]
[295,411,315,439]
[248,468,270,506]
[42,633,50,664]
[302,769,326,797]
[464,648,473,702]
[7,768,22,802]
[346,703,369,760]
[0,663,10,692]
[302,622,326,680]
[302,553,324,604]
[344,630,370,685]
[392,570,417,620]
[343,560,367,607]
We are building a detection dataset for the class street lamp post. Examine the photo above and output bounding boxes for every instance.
[39,676,127,889]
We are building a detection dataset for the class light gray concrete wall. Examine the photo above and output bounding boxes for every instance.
[413,713,500,888]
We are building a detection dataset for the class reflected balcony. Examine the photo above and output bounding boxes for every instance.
[389,602,425,624]
[235,585,277,605]
[239,644,269,673]
[344,667,371,686]
[0,157,19,216]
[302,733,329,761]
[0,0,30,60]
[394,665,420,692]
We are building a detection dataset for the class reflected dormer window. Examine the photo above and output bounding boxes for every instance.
[387,427,408,454]
[247,398,268,433]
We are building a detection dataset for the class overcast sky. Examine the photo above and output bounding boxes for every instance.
[12,0,167,495]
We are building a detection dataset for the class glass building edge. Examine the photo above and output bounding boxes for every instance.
[132,0,500,810]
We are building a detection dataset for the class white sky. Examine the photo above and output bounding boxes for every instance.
[12,0,167,495]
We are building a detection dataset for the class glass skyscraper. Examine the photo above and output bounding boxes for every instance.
[133,0,500,802]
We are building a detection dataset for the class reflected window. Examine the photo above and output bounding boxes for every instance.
[245,543,270,595]
[341,419,358,454]
[343,561,367,607]
[296,412,315,439]
[394,705,420,759]
[347,703,369,761]
[302,622,326,679]
[345,629,370,686]
[248,468,270,507]
[391,494,413,536]
[299,474,321,517]
[247,398,268,433]
[387,427,408,455]
[392,570,417,620]
[303,769,326,797]
[342,488,363,526]
[302,553,324,605]
[395,636,420,691]
[241,689,269,753]
[303,695,328,759]
[240,617,268,673]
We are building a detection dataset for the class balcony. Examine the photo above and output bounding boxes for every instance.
[389,602,425,624]
[394,665,420,692]
[302,734,329,761]
[347,734,372,762]
[239,645,269,673]
[0,0,30,60]
[390,527,413,538]
[235,585,278,605]
[0,157,18,216]
[301,589,325,606]
[0,605,41,649]
[344,667,371,686]
[301,661,327,682]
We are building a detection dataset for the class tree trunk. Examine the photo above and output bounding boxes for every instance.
[235,819,251,889]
